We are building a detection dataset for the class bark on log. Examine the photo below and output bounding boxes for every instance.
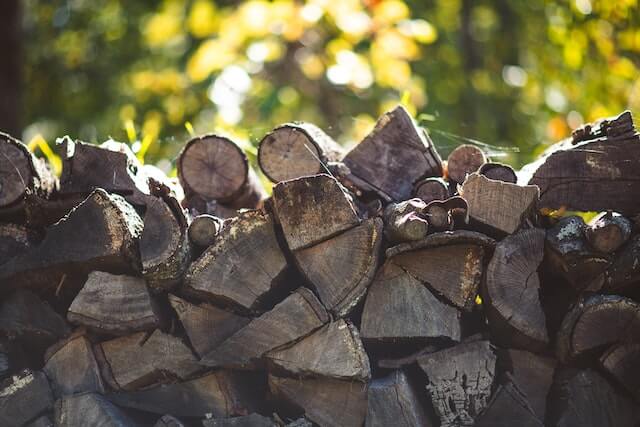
[604,234,640,291]
[293,218,382,316]
[475,380,543,427]
[446,144,487,184]
[600,342,640,401]
[0,370,54,427]
[258,122,344,183]
[54,392,138,427]
[342,105,443,201]
[413,177,450,204]
[188,214,223,248]
[585,211,632,254]
[478,162,517,183]
[382,199,429,244]
[422,196,469,231]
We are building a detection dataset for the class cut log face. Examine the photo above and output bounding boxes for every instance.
[183,210,289,312]
[342,105,442,201]
[0,370,54,427]
[484,228,549,351]
[547,368,640,427]
[293,218,383,316]
[366,370,435,427]
[169,295,250,358]
[188,214,223,248]
[556,294,640,363]
[258,122,344,183]
[446,144,487,184]
[382,199,429,244]
[0,189,144,291]
[413,177,450,204]
[97,330,201,391]
[55,392,138,427]
[585,211,632,253]
[272,174,360,251]
[604,234,640,292]
[600,342,640,401]
[417,340,497,427]
[266,319,370,382]
[0,223,33,266]
[478,162,517,183]
[43,333,104,397]
[269,375,367,427]
[460,173,539,235]
[360,262,462,343]
[200,288,329,368]
[474,381,543,427]
[203,413,276,427]
[67,272,160,335]
[108,371,265,417]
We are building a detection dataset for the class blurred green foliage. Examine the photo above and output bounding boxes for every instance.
[22,0,640,172]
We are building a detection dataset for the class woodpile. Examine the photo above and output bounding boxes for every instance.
[1,107,640,426]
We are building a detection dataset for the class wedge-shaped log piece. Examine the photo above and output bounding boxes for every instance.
[55,392,138,426]
[446,144,487,184]
[0,370,54,427]
[547,368,640,427]
[586,211,632,254]
[484,228,549,352]
[417,340,497,427]
[0,223,33,266]
[184,210,289,312]
[0,289,70,355]
[266,319,370,381]
[475,381,543,427]
[203,413,276,427]
[294,218,382,316]
[521,111,640,215]
[388,231,493,312]
[269,375,367,427]
[413,177,450,204]
[366,370,435,427]
[460,173,538,235]
[43,333,104,397]
[97,330,200,391]
[169,295,250,358]
[382,199,429,244]
[68,272,160,335]
[600,342,640,401]
[108,371,264,417]
[155,415,186,427]
[200,288,329,368]
[556,294,640,363]
[545,216,610,291]
[604,234,640,292]
[258,122,344,183]
[343,105,442,201]
[361,262,462,343]
[272,174,360,250]
[0,189,143,291]
[478,162,517,183]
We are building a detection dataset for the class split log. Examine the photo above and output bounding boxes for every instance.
[382,199,428,244]
[460,172,539,236]
[266,319,370,382]
[446,144,487,184]
[521,110,640,215]
[0,370,54,427]
[413,177,450,204]
[585,211,632,253]
[376,344,441,369]
[366,370,434,427]
[258,122,344,183]
[604,234,640,291]
[183,210,290,312]
[484,228,549,351]
[547,368,640,427]
[200,288,329,368]
[600,342,640,401]
[556,294,640,363]
[108,371,265,417]
[360,261,462,343]
[54,392,138,426]
[67,272,161,336]
[272,174,360,251]
[155,415,186,427]
[0,189,143,291]
[269,375,367,427]
[342,105,443,201]
[203,413,276,427]
[478,162,517,183]
[96,330,200,391]
[178,134,266,209]
[475,380,543,427]
[417,340,497,427]
[188,214,223,248]
[293,218,383,316]
[387,230,493,311]
[0,223,34,265]
[545,216,610,291]
[169,295,250,358]
[43,333,104,397]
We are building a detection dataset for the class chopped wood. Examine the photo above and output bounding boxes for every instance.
[342,105,443,201]
[200,288,328,368]
[188,214,223,248]
[25,415,53,427]
[0,223,34,265]
[586,211,633,253]
[376,344,441,369]
[423,196,469,231]
[203,413,276,427]
[604,234,640,291]
[474,380,543,427]
[383,199,429,244]
[446,144,487,184]
[293,217,382,316]
[0,369,54,427]
[272,174,360,250]
[258,122,344,183]
[413,177,450,204]
[478,162,517,183]
[0,338,26,379]
[600,342,640,401]
[155,414,186,427]
[67,272,161,336]
[54,392,138,426]
[266,319,370,382]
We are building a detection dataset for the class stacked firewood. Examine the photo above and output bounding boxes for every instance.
[1,106,640,427]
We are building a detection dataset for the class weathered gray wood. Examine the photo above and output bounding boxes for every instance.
[55,392,138,427]
[67,272,160,336]
[0,370,54,427]
[293,218,383,316]
[413,177,450,204]
[269,375,367,427]
[475,380,543,427]
[26,415,53,427]
[200,288,329,368]
[600,342,640,401]
[203,413,276,427]
[417,340,497,427]
[0,223,33,266]
[478,162,517,183]
[386,230,495,257]
[603,234,640,292]
[585,211,632,253]
[376,344,441,369]
[382,199,428,244]
[154,414,186,427]
[266,319,370,381]
[188,214,223,248]
[446,144,487,184]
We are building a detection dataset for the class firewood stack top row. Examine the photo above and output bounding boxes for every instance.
[1,106,640,427]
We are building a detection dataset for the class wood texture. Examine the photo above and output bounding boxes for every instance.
[446,144,487,184]
[154,414,186,427]
[600,342,640,401]
[478,162,517,183]
[585,211,632,253]
[0,370,54,427]
[413,177,450,204]
[382,199,429,244]
[604,234,640,291]
[0,223,33,265]
[54,392,138,427]
[475,381,543,427]
[188,214,223,248]
[203,413,276,427]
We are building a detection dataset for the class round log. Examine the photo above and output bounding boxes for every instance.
[447,144,487,184]
[478,162,517,183]
[187,214,223,248]
[413,177,449,204]
[585,211,632,254]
